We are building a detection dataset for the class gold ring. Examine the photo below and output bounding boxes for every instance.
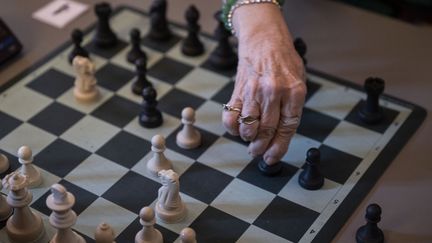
[237,115,259,125]
[223,104,241,113]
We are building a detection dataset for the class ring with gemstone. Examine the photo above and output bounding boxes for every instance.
[222,104,241,113]
[237,115,259,125]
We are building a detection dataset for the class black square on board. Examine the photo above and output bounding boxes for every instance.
[223,132,249,146]
[312,144,362,184]
[180,162,233,204]
[306,80,321,101]
[237,157,298,194]
[211,81,234,104]
[147,57,194,85]
[31,179,98,216]
[35,139,91,178]
[141,34,181,53]
[85,39,128,59]
[91,95,140,127]
[96,131,151,168]
[95,63,135,91]
[201,59,237,78]
[254,196,319,242]
[189,206,250,243]
[344,100,400,133]
[102,171,160,214]
[158,88,205,118]
[297,107,340,142]
[165,126,219,160]
[28,102,84,136]
[27,69,74,98]
[116,217,179,243]
[0,111,22,139]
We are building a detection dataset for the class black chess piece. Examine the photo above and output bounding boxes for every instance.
[294,37,307,65]
[93,2,118,48]
[132,58,152,96]
[139,86,163,128]
[299,148,324,190]
[181,5,204,56]
[68,29,89,64]
[147,0,172,41]
[356,203,384,243]
[258,159,283,176]
[358,77,385,124]
[127,28,147,64]
[208,11,237,70]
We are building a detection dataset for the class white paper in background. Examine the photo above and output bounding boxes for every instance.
[32,0,89,28]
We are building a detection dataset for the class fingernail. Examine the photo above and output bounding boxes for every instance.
[265,156,279,165]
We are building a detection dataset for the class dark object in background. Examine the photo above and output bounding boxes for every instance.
[0,18,22,66]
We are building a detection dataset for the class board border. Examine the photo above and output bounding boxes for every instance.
[0,5,427,243]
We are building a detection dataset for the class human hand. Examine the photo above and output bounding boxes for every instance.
[222,3,306,167]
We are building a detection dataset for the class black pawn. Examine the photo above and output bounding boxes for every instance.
[258,160,283,177]
[132,58,152,95]
[208,11,237,70]
[147,0,172,41]
[93,2,118,48]
[294,37,307,65]
[356,204,384,243]
[127,28,147,64]
[299,148,324,190]
[181,5,204,56]
[139,86,163,128]
[358,77,385,124]
[68,29,89,64]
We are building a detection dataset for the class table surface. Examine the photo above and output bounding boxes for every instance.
[0,0,431,242]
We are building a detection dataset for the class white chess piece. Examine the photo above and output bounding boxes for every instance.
[47,184,85,243]
[95,222,116,243]
[147,135,172,177]
[73,56,99,103]
[3,171,46,243]
[155,169,186,223]
[135,206,163,243]
[17,145,42,188]
[0,182,12,222]
[0,153,10,174]
[180,227,196,243]
[176,107,201,149]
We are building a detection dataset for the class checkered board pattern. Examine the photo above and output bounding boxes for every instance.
[0,6,426,243]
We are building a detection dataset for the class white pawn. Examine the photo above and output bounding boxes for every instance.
[72,56,99,103]
[176,107,201,149]
[0,182,12,222]
[47,184,85,243]
[95,222,116,243]
[0,153,10,173]
[155,169,186,223]
[180,228,196,243]
[147,135,172,177]
[135,206,163,243]
[17,145,42,188]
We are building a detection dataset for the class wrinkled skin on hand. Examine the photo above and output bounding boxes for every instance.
[222,3,306,166]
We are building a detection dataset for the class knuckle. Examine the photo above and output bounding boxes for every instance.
[240,126,257,141]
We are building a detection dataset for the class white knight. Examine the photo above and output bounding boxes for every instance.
[73,56,99,103]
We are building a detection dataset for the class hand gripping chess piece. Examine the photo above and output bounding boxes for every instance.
[147,135,172,177]
[95,222,115,243]
[155,169,186,223]
[176,107,201,149]
[3,172,46,243]
[47,184,85,243]
[17,145,42,188]
[135,206,163,243]
[73,56,100,103]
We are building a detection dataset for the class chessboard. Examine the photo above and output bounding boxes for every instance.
[0,4,426,243]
